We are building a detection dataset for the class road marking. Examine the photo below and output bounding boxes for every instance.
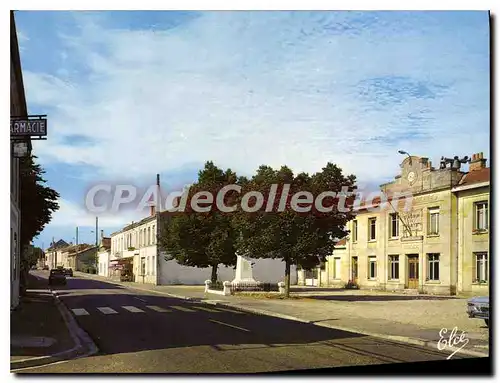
[71,308,89,316]
[216,308,244,314]
[170,305,196,312]
[209,319,250,332]
[146,305,171,313]
[133,296,147,303]
[194,306,221,313]
[122,306,145,313]
[97,307,118,314]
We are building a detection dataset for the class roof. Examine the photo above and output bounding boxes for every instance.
[68,245,98,257]
[458,167,490,187]
[100,237,111,249]
[335,238,347,246]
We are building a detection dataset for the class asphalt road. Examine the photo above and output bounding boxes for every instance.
[21,270,471,373]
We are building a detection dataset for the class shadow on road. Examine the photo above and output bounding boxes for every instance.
[57,291,367,357]
[307,295,457,302]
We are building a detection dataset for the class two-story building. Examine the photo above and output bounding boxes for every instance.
[10,11,31,310]
[298,152,489,296]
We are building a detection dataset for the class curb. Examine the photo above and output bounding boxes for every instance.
[202,301,489,359]
[72,273,489,359]
[10,290,99,371]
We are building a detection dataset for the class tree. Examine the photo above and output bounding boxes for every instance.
[19,155,60,249]
[233,163,357,297]
[158,161,241,283]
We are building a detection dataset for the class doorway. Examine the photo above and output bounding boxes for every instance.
[407,255,419,289]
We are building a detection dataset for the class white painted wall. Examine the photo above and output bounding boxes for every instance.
[246,257,298,285]
[158,253,296,285]
[135,245,157,284]
[97,251,110,277]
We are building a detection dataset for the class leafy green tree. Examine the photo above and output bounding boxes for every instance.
[19,155,60,249]
[233,163,357,297]
[158,161,241,283]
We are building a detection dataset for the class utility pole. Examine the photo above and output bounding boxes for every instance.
[76,227,79,245]
[52,236,56,269]
[95,217,99,247]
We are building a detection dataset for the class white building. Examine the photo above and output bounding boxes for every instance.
[108,206,297,285]
[97,236,111,277]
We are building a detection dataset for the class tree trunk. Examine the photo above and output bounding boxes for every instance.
[284,258,291,298]
[211,264,218,284]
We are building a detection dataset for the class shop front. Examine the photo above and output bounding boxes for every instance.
[109,258,134,282]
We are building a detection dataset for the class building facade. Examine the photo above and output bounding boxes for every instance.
[106,207,297,285]
[298,153,489,296]
[10,11,30,310]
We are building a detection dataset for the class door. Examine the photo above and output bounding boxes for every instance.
[351,257,358,283]
[407,255,419,289]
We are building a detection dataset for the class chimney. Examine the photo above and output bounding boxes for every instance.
[101,230,104,239]
[150,205,156,216]
[469,152,487,171]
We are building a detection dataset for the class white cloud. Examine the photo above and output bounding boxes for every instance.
[49,198,146,228]
[24,11,489,185]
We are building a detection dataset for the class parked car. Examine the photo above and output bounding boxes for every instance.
[467,296,489,327]
[48,269,67,286]
[42,265,49,270]
[63,268,73,277]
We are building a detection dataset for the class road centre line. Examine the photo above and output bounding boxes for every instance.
[209,319,250,332]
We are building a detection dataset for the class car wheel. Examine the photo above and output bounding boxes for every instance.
[484,319,489,327]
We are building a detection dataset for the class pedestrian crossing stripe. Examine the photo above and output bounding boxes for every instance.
[146,305,171,312]
[122,306,145,313]
[71,308,89,316]
[170,305,196,312]
[97,307,118,314]
[71,305,247,315]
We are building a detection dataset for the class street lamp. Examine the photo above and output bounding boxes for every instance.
[398,150,412,165]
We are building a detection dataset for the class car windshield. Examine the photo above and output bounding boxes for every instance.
[50,270,63,275]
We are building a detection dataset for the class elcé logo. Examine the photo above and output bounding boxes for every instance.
[437,327,470,359]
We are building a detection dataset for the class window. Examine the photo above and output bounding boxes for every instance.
[474,253,488,283]
[475,202,488,231]
[368,218,376,241]
[352,220,358,242]
[428,208,440,235]
[427,253,440,281]
[389,255,399,280]
[143,229,146,246]
[152,225,156,244]
[152,256,156,275]
[333,257,341,279]
[368,256,377,279]
[148,227,151,245]
[390,213,399,238]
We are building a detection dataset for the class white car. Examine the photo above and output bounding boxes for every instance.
[467,296,489,327]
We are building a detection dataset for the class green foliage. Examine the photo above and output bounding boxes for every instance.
[19,155,60,249]
[233,162,357,296]
[158,161,240,282]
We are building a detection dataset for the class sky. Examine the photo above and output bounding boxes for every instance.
[14,10,490,249]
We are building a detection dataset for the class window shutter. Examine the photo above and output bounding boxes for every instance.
[472,253,477,283]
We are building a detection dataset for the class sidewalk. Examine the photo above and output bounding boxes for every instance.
[76,272,489,358]
[10,273,97,371]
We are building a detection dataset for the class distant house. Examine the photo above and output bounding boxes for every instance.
[67,245,98,272]
[45,239,70,269]
[97,234,111,277]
